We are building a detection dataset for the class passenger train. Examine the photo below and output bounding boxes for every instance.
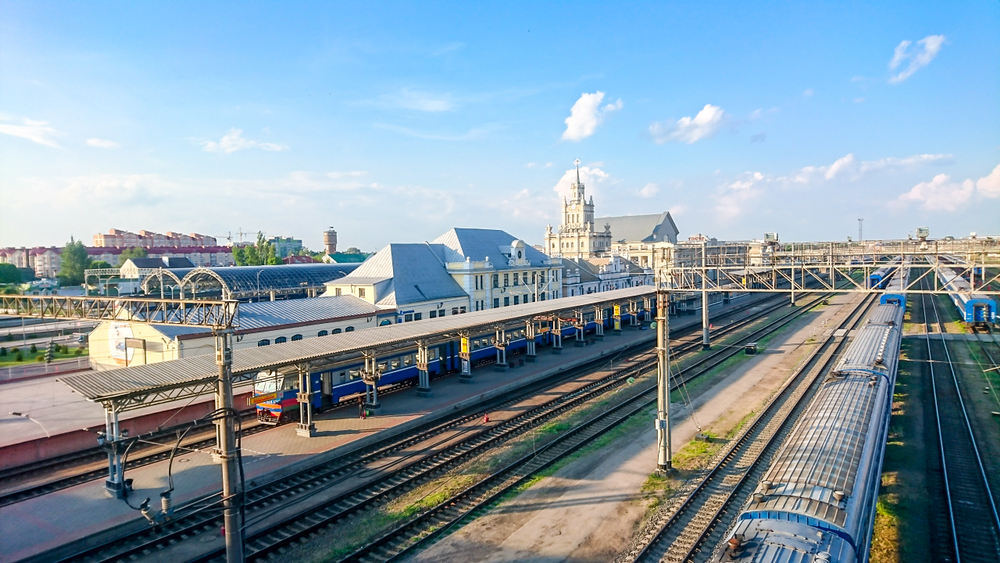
[867,257,901,290]
[251,310,644,424]
[936,265,997,327]
[715,267,908,563]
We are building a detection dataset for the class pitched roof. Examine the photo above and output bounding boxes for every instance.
[562,258,601,283]
[153,295,384,339]
[432,228,551,269]
[332,243,468,307]
[324,252,368,263]
[595,212,679,244]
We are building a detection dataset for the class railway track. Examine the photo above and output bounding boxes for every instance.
[922,286,1000,562]
[37,294,809,563]
[201,294,834,563]
[618,293,876,563]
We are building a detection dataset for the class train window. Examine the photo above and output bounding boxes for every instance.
[257,339,270,347]
[275,337,287,344]
[318,330,328,337]
[414,312,422,321]
[428,348,438,360]
[345,326,354,332]
[403,355,413,366]
[378,362,388,372]
[282,376,296,391]
[349,369,360,379]
[429,310,437,319]
[391,359,400,369]
[291,334,303,341]
[332,328,342,334]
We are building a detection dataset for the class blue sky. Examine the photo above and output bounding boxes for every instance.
[1,1,998,251]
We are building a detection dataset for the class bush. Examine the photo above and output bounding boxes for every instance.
[10,347,19,354]
[30,343,37,353]
[36,355,45,362]
[14,352,23,362]
[74,348,83,356]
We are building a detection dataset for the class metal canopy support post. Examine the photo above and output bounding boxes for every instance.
[525,321,537,361]
[552,318,563,354]
[295,364,316,437]
[362,351,381,409]
[102,406,127,498]
[574,312,586,346]
[213,328,244,563]
[701,242,710,350]
[655,291,672,472]
[416,341,431,397]
[459,333,473,383]
[593,307,605,338]
[494,327,509,370]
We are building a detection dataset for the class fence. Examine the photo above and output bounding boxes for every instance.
[0,358,91,383]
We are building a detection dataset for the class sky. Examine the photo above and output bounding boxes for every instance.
[1,1,998,252]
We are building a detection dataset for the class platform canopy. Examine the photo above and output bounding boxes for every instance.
[60,286,659,411]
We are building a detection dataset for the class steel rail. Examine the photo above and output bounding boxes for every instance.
[925,287,1000,562]
[42,295,799,563]
[214,295,832,563]
[623,293,877,563]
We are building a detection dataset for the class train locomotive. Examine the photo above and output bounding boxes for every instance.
[936,265,997,327]
[715,268,907,563]
[251,310,643,424]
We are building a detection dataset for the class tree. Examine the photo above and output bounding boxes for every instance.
[118,246,148,266]
[232,232,279,266]
[89,260,112,270]
[58,238,89,286]
[0,263,19,284]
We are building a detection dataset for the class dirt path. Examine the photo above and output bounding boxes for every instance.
[409,293,862,563]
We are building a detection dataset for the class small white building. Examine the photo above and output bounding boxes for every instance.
[88,296,390,370]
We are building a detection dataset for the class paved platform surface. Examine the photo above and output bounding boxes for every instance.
[2,294,772,563]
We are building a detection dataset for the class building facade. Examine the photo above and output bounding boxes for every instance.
[93,228,219,248]
[543,161,612,259]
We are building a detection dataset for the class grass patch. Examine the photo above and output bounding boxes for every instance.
[0,347,88,367]
[671,433,722,470]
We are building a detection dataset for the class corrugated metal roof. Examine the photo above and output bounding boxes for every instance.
[332,243,469,307]
[60,286,655,405]
[597,213,679,244]
[432,228,552,269]
[153,295,382,339]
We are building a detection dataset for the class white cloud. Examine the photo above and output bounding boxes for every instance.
[825,154,856,180]
[0,117,61,147]
[649,104,726,144]
[382,88,453,112]
[86,138,119,149]
[889,35,946,84]
[976,164,1000,198]
[60,174,173,206]
[201,128,288,154]
[561,91,622,141]
[545,162,553,168]
[791,152,951,184]
[714,172,765,219]
[638,183,659,198]
[552,165,610,200]
[896,173,973,211]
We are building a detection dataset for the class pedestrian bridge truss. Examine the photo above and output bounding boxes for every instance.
[658,239,1000,296]
[0,295,238,329]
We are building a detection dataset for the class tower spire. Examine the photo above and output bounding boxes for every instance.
[574,158,581,186]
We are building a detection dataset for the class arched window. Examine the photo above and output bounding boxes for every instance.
[291,334,303,341]
[257,339,270,347]
[317,330,328,337]
[345,326,355,332]
[332,328,342,334]
[275,336,287,344]
[379,319,392,326]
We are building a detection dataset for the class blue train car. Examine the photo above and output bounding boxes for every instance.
[868,258,901,290]
[880,263,909,307]
[937,266,997,326]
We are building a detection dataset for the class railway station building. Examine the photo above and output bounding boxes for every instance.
[323,228,564,322]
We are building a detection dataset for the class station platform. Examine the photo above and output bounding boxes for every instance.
[2,294,773,563]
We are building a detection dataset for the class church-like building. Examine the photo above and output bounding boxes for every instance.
[544,160,679,262]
